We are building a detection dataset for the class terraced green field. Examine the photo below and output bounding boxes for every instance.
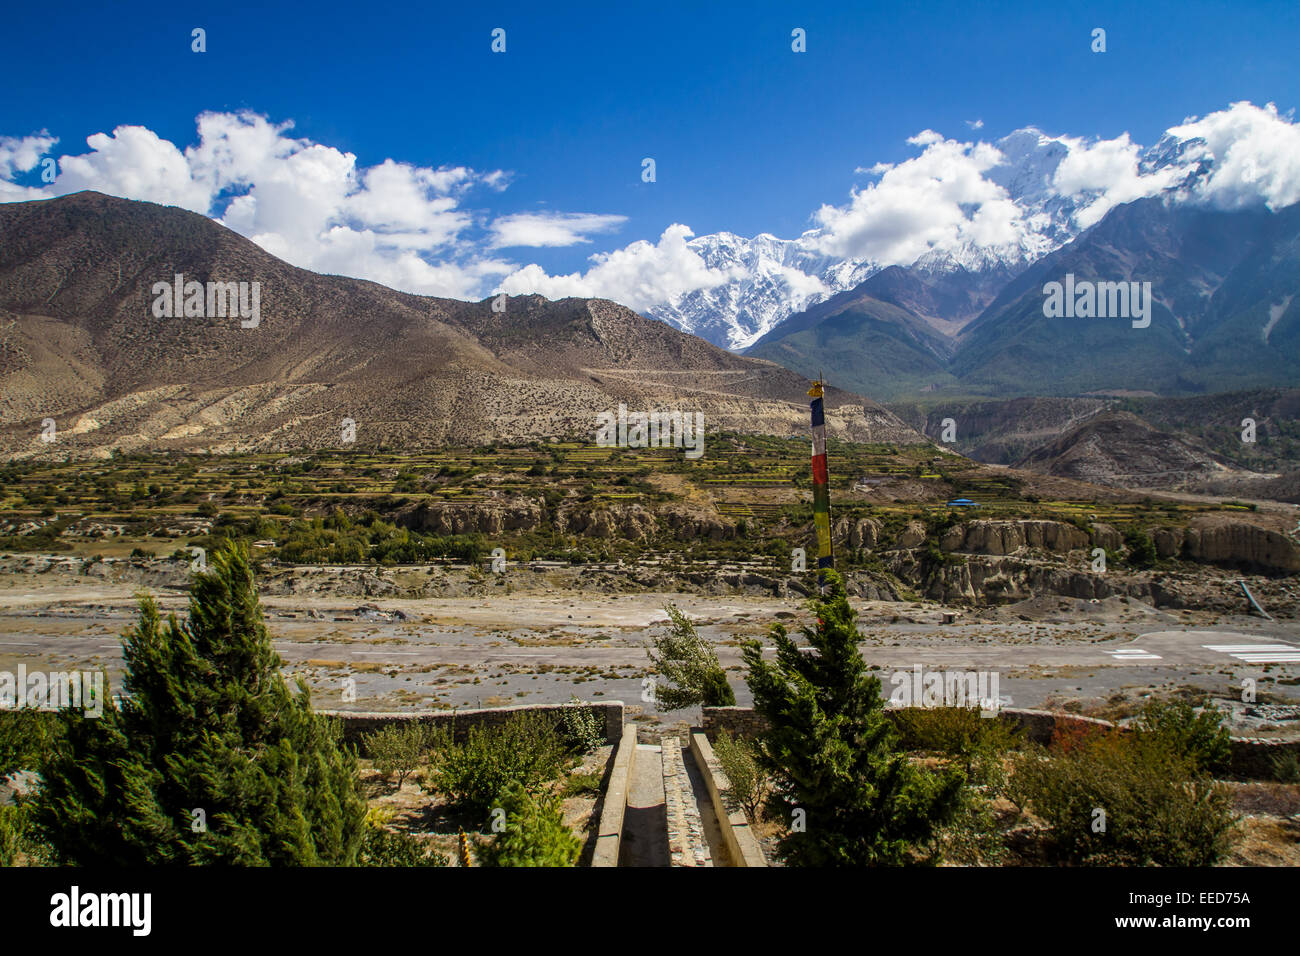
[0,432,1254,570]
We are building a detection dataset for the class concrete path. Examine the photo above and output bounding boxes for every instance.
[618,743,669,867]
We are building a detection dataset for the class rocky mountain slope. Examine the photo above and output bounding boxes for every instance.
[1011,410,1239,488]
[0,192,923,457]
[747,196,1300,400]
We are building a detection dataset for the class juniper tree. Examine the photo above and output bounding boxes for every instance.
[647,604,735,710]
[477,782,581,867]
[741,570,962,865]
[34,544,366,865]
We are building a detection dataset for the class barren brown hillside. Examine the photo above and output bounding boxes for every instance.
[0,192,922,457]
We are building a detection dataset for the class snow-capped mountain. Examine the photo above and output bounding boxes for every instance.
[643,231,874,351]
[643,126,1173,350]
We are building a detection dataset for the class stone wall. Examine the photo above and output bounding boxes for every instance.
[701,705,1300,780]
[701,705,771,741]
[324,700,624,754]
[1225,735,1300,779]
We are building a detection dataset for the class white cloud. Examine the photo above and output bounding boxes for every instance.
[489,211,627,248]
[500,223,742,310]
[1167,101,1300,211]
[0,132,57,179]
[0,111,538,299]
[53,125,212,212]
[499,102,1300,319]
[811,132,1029,264]
[1050,132,1184,228]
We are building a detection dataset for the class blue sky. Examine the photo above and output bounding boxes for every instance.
[2,0,1298,306]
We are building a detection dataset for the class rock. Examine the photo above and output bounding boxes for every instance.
[401,498,544,536]
[896,520,927,549]
[1090,522,1123,551]
[1183,518,1300,573]
[1152,527,1185,559]
[946,519,1089,556]
[834,516,882,550]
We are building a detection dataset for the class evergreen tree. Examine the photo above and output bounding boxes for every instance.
[476,783,581,867]
[741,571,962,865]
[34,544,366,865]
[647,605,735,710]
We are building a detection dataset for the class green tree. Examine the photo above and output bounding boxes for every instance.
[33,544,367,865]
[425,713,567,816]
[366,723,446,789]
[1124,528,1157,568]
[477,783,581,867]
[0,710,64,778]
[741,571,962,865]
[647,605,735,710]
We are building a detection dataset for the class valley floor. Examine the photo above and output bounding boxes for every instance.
[3,572,1297,738]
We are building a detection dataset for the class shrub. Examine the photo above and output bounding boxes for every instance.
[1008,731,1239,866]
[891,707,1021,762]
[557,700,603,755]
[713,730,765,819]
[357,810,447,867]
[366,723,447,789]
[1271,750,1300,784]
[1133,698,1231,775]
[477,783,581,867]
[897,709,1020,865]
[425,713,567,817]
[561,770,603,797]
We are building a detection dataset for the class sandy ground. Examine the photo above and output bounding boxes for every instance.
[1,582,1297,734]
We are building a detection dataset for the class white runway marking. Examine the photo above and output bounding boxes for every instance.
[1202,643,1300,663]
[1106,648,1162,660]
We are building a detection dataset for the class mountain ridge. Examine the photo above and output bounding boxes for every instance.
[747,195,1300,400]
[0,192,924,457]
